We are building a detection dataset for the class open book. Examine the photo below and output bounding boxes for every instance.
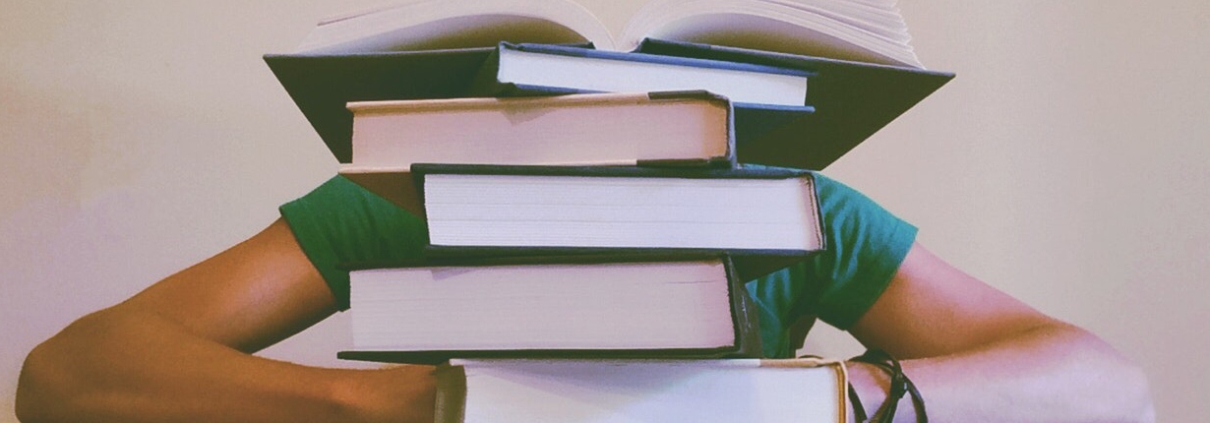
[296,0,923,68]
[268,0,952,169]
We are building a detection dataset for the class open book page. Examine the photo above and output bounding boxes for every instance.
[295,0,614,53]
[294,0,922,67]
[621,0,919,67]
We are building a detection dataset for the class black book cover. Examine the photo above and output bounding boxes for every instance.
[637,39,954,170]
[264,39,951,170]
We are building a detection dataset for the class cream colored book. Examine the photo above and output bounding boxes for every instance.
[295,0,923,68]
[337,91,735,173]
[412,164,824,253]
[341,254,762,362]
[434,358,852,423]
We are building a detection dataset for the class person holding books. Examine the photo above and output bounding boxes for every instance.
[15,173,1153,422]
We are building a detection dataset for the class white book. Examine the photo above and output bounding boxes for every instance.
[435,358,852,423]
[338,91,735,172]
[343,255,762,362]
[475,42,811,107]
[413,164,824,253]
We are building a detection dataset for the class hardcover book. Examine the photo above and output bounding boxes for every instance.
[265,0,953,169]
[411,164,823,251]
[408,164,825,280]
[340,91,741,171]
[468,42,813,108]
[434,357,851,423]
[340,254,761,364]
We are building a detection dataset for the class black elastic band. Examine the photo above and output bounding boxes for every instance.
[848,349,928,423]
[848,380,870,422]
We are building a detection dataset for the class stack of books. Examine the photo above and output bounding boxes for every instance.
[268,1,952,421]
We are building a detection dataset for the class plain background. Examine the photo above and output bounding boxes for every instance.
[2,0,1207,420]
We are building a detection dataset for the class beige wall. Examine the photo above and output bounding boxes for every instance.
[2,0,1207,420]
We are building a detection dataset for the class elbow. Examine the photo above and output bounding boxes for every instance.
[16,341,63,422]
[15,312,114,422]
[1074,328,1155,423]
[1095,337,1154,422]
[1093,358,1154,423]
[1117,359,1155,423]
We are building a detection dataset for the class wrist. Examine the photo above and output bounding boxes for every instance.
[848,361,890,419]
[333,366,437,423]
[847,361,918,422]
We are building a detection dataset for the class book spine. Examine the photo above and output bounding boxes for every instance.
[724,256,764,358]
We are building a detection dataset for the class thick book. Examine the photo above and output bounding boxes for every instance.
[434,358,851,423]
[408,164,824,280]
[291,0,922,67]
[340,91,739,172]
[339,254,761,364]
[413,163,823,251]
[468,42,813,108]
[265,1,953,169]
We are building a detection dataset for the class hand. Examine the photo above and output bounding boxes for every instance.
[341,365,438,423]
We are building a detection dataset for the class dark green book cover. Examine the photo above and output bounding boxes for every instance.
[264,39,952,170]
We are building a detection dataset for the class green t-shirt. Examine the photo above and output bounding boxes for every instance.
[280,173,916,358]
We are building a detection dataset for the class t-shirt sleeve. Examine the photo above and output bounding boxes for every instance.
[807,172,917,329]
[745,172,917,357]
[278,176,429,310]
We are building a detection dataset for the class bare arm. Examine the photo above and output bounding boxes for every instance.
[15,219,433,423]
[846,243,1154,422]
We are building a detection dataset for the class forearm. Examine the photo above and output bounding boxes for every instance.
[848,322,1153,422]
[16,308,434,423]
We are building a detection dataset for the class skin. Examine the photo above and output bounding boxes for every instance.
[15,218,1154,422]
[846,245,1154,422]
